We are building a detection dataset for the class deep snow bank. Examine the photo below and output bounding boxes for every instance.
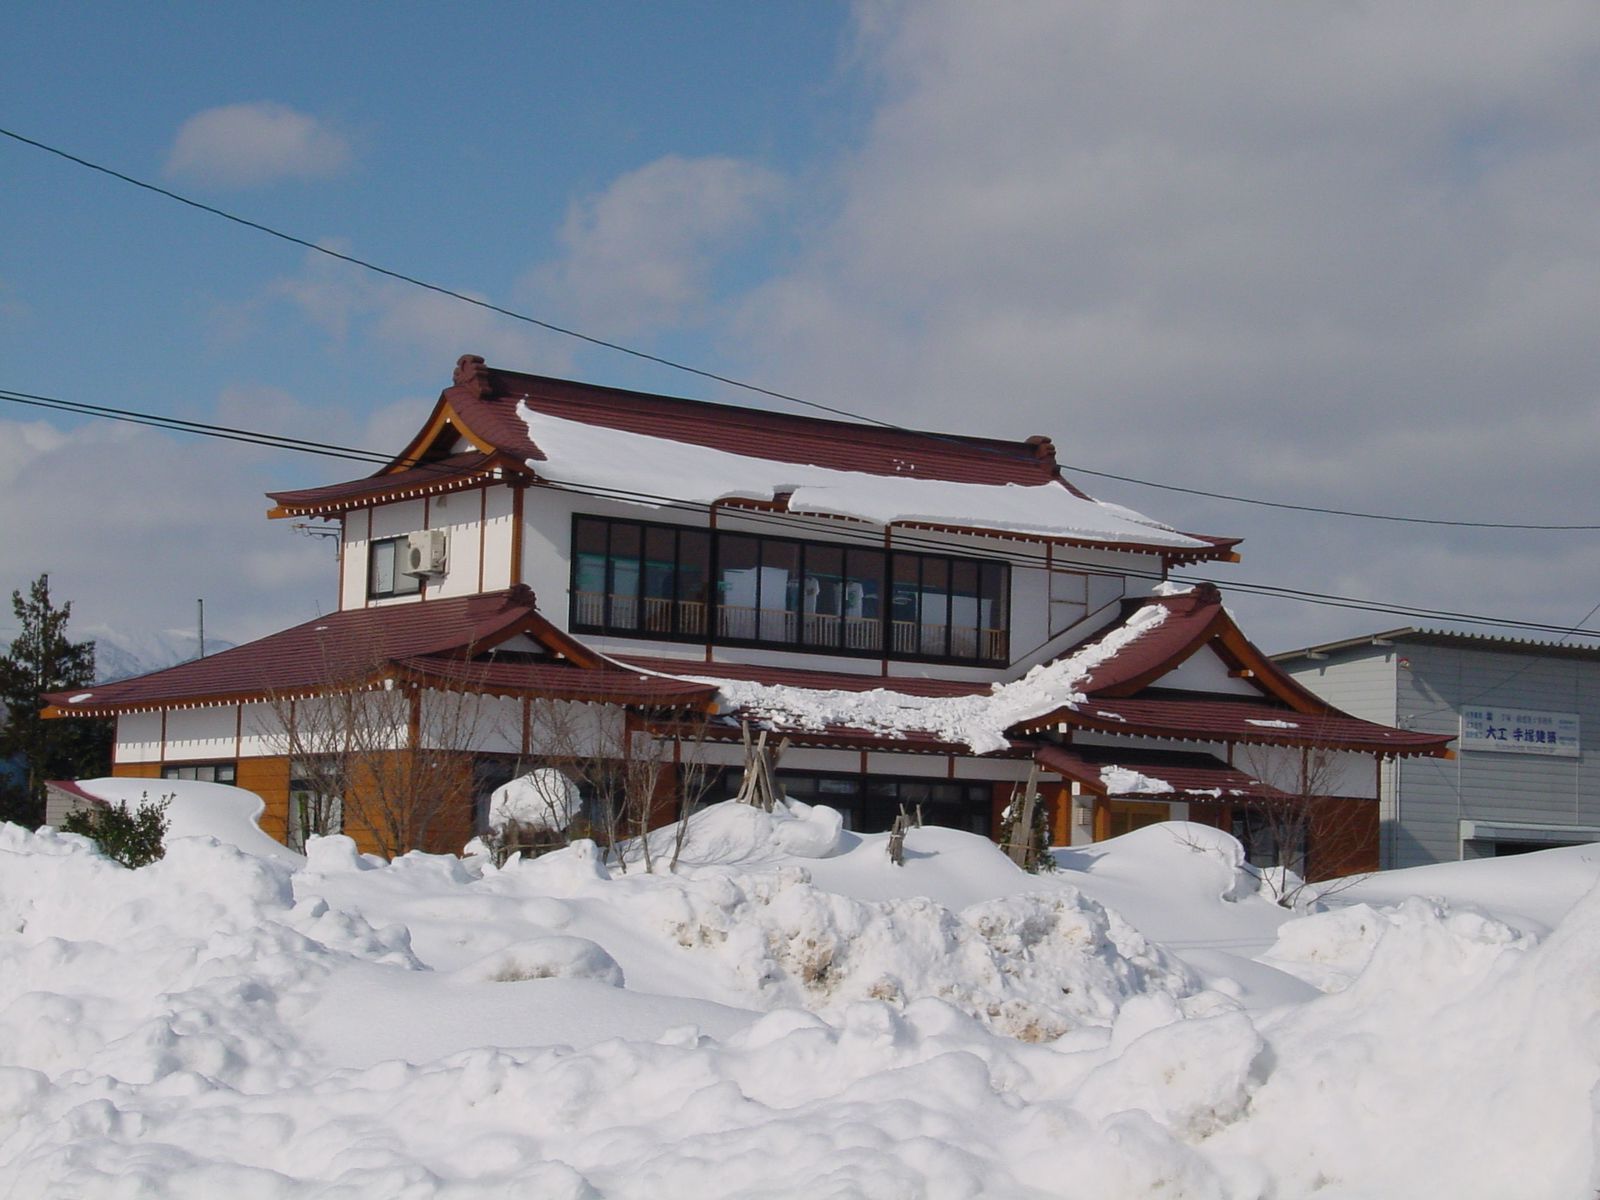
[3,806,1598,1198]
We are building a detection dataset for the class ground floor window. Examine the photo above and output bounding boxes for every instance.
[1231,808,1308,876]
[161,762,237,784]
[1102,799,1169,840]
[708,769,993,836]
[287,768,341,851]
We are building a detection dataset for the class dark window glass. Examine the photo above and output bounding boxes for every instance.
[368,538,421,599]
[570,516,1006,663]
[843,548,885,651]
[678,530,711,637]
[572,519,609,628]
[606,525,641,631]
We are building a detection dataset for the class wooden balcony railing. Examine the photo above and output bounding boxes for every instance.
[574,591,1003,660]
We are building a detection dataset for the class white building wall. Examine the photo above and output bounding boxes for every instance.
[161,707,239,763]
[115,712,164,764]
[238,703,285,757]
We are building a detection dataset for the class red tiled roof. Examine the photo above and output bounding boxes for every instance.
[1057,694,1452,755]
[614,655,990,698]
[1034,744,1291,800]
[397,654,714,707]
[1070,586,1230,695]
[676,716,1032,757]
[270,359,1237,560]
[42,589,587,715]
[476,368,1063,487]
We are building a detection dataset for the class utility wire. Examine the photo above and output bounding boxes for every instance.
[3,386,1595,644]
[5,125,1599,533]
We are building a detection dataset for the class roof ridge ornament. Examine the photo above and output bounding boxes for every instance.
[452,354,497,400]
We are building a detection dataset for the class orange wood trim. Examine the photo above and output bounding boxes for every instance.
[420,497,431,602]
[477,485,487,592]
[159,709,167,761]
[947,754,956,779]
[408,687,422,749]
[389,397,498,472]
[361,509,372,610]
[234,704,243,757]
[521,696,531,757]
[510,482,525,588]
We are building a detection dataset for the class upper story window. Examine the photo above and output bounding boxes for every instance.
[368,537,422,599]
[571,515,1009,664]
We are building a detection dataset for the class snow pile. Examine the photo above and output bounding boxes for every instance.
[4,806,1600,1196]
[1261,896,1535,993]
[70,775,303,864]
[518,403,1206,547]
[487,767,580,833]
[695,604,1169,753]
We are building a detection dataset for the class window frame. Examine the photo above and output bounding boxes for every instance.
[367,536,423,599]
[569,513,1010,666]
[160,761,238,785]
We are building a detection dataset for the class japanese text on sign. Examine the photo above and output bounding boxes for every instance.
[1459,706,1580,757]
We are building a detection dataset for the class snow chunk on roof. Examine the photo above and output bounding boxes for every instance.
[1245,718,1299,729]
[517,404,1207,548]
[692,606,1170,754]
[1100,766,1176,796]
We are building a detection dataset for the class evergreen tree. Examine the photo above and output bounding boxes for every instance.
[0,574,111,827]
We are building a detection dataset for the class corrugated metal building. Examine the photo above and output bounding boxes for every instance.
[1275,630,1599,868]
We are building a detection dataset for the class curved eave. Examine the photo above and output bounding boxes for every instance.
[268,455,528,519]
[585,495,1241,561]
[1013,708,1454,758]
[387,394,503,473]
[42,675,394,720]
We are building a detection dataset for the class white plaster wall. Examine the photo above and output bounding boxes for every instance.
[1236,744,1378,800]
[238,703,286,757]
[162,706,239,763]
[340,510,372,611]
[1157,647,1261,695]
[420,490,484,601]
[482,485,516,591]
[115,712,164,764]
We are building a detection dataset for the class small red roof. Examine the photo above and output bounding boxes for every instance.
[397,654,714,706]
[1034,744,1291,800]
[1059,694,1451,755]
[268,452,510,516]
[41,589,697,716]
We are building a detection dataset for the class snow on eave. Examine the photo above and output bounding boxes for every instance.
[515,404,1210,550]
[652,605,1171,756]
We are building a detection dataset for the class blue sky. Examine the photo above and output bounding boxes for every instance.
[3,2,1599,658]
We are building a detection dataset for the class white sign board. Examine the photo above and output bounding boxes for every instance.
[1460,706,1580,757]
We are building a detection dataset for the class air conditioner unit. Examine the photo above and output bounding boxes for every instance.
[403,529,447,577]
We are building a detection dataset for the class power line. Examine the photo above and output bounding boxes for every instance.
[5,125,1599,533]
[1054,465,1600,531]
[3,385,1595,644]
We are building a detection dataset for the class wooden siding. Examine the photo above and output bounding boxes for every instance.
[236,757,292,846]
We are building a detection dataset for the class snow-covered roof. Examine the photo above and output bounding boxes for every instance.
[516,403,1213,550]
[267,358,1241,561]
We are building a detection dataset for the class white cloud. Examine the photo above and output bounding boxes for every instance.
[529,155,783,337]
[0,413,330,649]
[729,0,1600,650]
[166,102,352,188]
[271,245,570,378]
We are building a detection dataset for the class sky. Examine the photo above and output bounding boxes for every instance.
[2,2,1598,659]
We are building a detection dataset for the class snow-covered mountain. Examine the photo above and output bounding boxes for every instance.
[79,626,237,683]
